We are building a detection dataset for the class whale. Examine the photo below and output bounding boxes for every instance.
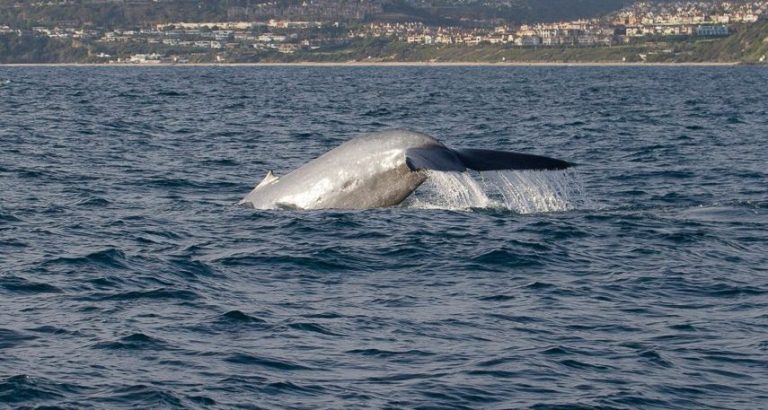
[239,130,573,210]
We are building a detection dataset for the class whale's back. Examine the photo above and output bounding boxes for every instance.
[241,130,437,209]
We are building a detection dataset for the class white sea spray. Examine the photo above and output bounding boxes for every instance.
[405,170,589,213]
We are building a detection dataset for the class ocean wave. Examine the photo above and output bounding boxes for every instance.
[92,333,171,350]
[2,66,767,409]
[0,276,61,294]
[0,375,84,404]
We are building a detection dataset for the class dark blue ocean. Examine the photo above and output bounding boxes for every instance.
[1,66,767,409]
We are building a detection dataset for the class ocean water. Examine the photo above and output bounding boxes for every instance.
[1,66,767,409]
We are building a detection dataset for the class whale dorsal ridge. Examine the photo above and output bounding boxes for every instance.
[256,170,279,188]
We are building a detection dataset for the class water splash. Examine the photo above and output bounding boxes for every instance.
[404,171,491,210]
[404,170,588,213]
[482,170,590,213]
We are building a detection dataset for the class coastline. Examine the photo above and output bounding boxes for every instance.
[0,61,743,67]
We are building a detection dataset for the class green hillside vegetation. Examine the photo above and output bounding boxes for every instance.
[271,39,645,63]
[686,21,768,62]
[269,24,768,64]
[0,34,87,63]
[631,21,768,63]
[0,0,251,28]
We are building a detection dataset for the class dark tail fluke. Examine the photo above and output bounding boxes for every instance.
[454,148,573,171]
[405,147,466,172]
[405,146,573,173]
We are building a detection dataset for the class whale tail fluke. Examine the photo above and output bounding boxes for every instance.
[455,148,573,171]
[405,147,573,173]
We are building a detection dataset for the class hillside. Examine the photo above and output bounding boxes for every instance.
[0,0,632,28]
[1,0,766,64]
[2,21,767,64]
[686,20,768,62]
[381,0,632,25]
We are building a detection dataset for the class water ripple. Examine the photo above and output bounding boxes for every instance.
[1,66,767,409]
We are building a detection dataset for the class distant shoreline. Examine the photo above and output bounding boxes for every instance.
[0,61,743,67]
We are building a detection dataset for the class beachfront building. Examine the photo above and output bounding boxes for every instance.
[128,53,162,64]
[696,25,730,36]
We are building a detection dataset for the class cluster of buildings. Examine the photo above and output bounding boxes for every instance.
[2,0,766,62]
[0,25,98,38]
[615,0,767,25]
[358,23,490,45]
[97,20,328,53]
[30,26,100,39]
[97,19,620,52]
[367,21,617,47]
[614,0,768,38]
[395,0,767,46]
